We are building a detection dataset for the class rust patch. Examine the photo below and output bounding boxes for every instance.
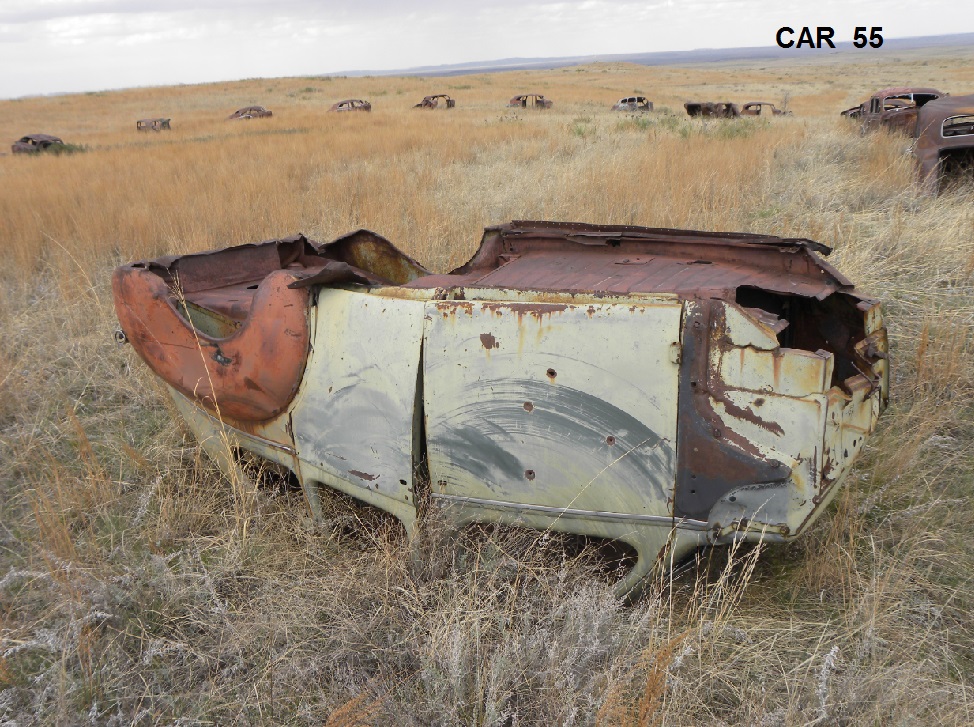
[349,470,378,481]
[480,333,498,349]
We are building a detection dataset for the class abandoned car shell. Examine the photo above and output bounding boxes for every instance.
[914,94,974,191]
[329,99,372,112]
[741,102,789,116]
[228,106,273,120]
[508,94,553,109]
[859,87,944,135]
[685,102,740,118]
[113,221,889,596]
[136,118,172,131]
[612,97,653,112]
[12,133,65,154]
[415,94,456,109]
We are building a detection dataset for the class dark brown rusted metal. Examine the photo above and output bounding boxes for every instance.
[136,118,172,131]
[741,102,789,117]
[914,93,974,191]
[329,99,372,112]
[227,106,273,120]
[507,94,552,109]
[414,94,456,109]
[113,220,888,594]
[858,87,943,135]
[11,134,65,154]
[685,102,740,118]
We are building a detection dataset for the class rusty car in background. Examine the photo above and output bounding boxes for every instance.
[329,99,372,112]
[136,118,172,132]
[741,102,789,117]
[612,96,653,112]
[858,87,944,135]
[12,133,66,154]
[914,93,974,191]
[685,102,740,118]
[508,94,553,109]
[840,104,864,120]
[415,94,456,109]
[228,106,273,120]
[113,221,889,596]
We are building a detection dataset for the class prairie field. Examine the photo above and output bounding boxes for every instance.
[2,45,974,725]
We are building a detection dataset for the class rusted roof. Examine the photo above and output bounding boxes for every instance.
[871,87,942,99]
[402,221,850,301]
[18,133,63,143]
[914,94,974,189]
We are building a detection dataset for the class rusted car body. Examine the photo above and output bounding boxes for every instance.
[329,99,372,112]
[228,106,273,120]
[685,102,740,118]
[113,221,888,596]
[841,105,864,119]
[914,94,974,191]
[11,133,65,154]
[136,118,172,132]
[415,94,456,109]
[612,96,653,112]
[741,102,789,117]
[859,87,943,135]
[508,94,552,109]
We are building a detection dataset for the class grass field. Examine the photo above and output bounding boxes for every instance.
[2,45,974,725]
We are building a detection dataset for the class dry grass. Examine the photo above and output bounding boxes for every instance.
[2,48,974,725]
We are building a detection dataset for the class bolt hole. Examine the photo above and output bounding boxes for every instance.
[399,479,407,486]
[523,401,534,412]
[525,469,536,481]
[546,368,557,380]
[605,435,615,446]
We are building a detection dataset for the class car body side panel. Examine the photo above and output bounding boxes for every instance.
[423,298,682,517]
[289,288,426,523]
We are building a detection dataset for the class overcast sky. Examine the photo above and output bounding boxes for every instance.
[1,0,971,99]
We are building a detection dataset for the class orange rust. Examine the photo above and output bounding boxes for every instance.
[113,265,310,422]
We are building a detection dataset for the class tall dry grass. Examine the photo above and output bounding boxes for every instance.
[2,49,974,724]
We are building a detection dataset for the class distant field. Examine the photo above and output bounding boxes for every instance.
[1,49,973,725]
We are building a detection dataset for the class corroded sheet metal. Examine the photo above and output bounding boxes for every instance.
[113,265,311,422]
[136,118,172,131]
[288,289,425,526]
[914,94,974,191]
[612,97,653,112]
[329,99,372,112]
[12,134,64,153]
[114,220,889,595]
[507,94,552,109]
[423,297,681,515]
[858,87,943,135]
[741,102,788,116]
[227,106,272,120]
[414,94,456,109]
[685,102,739,118]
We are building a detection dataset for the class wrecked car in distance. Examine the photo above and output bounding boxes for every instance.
[612,96,653,112]
[415,94,456,109]
[12,134,65,154]
[741,102,789,117]
[228,106,273,120]
[685,102,740,118]
[508,94,553,109]
[329,99,372,112]
[113,221,889,597]
[914,93,974,192]
[859,87,943,135]
[136,118,172,131]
